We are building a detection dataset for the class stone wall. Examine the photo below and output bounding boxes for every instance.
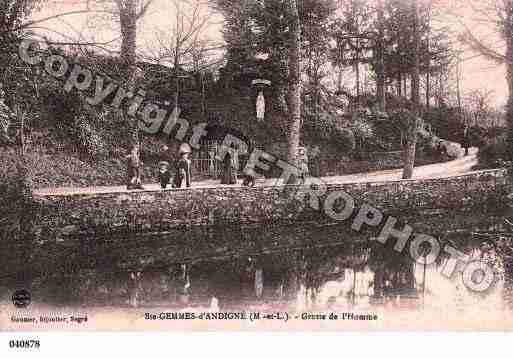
[1,168,509,299]
[32,169,508,242]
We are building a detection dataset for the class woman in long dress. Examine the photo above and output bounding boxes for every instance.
[221,152,237,185]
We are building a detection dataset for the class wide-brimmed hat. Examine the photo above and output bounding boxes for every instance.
[179,143,192,154]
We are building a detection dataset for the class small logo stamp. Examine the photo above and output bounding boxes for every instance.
[12,289,31,309]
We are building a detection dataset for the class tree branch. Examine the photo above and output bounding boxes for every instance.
[459,28,506,63]
[14,10,112,32]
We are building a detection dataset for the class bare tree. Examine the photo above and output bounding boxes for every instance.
[457,0,513,150]
[112,0,154,188]
[465,89,496,127]
[148,0,212,111]
[7,0,154,185]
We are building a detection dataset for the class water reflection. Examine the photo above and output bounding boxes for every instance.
[0,222,509,313]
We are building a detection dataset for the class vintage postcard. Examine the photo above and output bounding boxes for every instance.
[1,0,513,338]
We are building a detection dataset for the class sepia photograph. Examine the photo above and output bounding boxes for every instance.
[1,0,513,343]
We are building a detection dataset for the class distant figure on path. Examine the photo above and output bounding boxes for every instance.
[437,140,447,160]
[462,126,470,156]
[173,143,192,188]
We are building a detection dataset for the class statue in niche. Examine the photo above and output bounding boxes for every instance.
[252,79,271,122]
[256,91,265,121]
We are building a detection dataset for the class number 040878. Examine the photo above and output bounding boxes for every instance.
[9,340,40,349]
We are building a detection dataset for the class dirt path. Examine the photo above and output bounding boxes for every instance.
[34,149,479,197]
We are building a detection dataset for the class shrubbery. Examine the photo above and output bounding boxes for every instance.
[477,137,509,169]
[0,149,35,239]
[0,150,32,202]
[72,113,108,160]
[38,84,111,160]
[302,109,356,157]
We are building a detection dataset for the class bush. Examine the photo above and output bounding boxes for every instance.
[72,113,108,160]
[303,110,356,155]
[0,151,32,203]
[0,149,35,239]
[478,138,508,169]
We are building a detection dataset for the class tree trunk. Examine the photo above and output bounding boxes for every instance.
[403,0,420,180]
[120,0,137,64]
[174,60,180,111]
[201,72,206,116]
[403,75,407,98]
[355,54,361,105]
[397,73,402,97]
[426,72,430,108]
[426,6,431,108]
[505,2,513,159]
[337,66,343,94]
[286,0,302,172]
[456,54,462,115]
[337,41,344,93]
[19,108,25,156]
[174,8,181,112]
[118,0,141,188]
[438,69,444,107]
[13,100,25,156]
[376,0,386,112]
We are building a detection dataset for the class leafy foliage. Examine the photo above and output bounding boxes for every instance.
[0,148,35,239]
[477,134,509,169]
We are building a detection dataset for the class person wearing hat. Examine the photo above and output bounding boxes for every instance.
[158,160,172,189]
[173,143,192,188]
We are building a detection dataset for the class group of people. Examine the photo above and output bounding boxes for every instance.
[219,146,312,186]
[126,143,192,190]
[127,144,314,191]
[157,143,192,190]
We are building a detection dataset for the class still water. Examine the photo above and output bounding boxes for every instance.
[2,218,508,314]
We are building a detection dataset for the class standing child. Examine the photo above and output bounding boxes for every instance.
[158,161,172,189]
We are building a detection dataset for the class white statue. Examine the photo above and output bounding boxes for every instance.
[256,90,265,121]
[252,79,271,121]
